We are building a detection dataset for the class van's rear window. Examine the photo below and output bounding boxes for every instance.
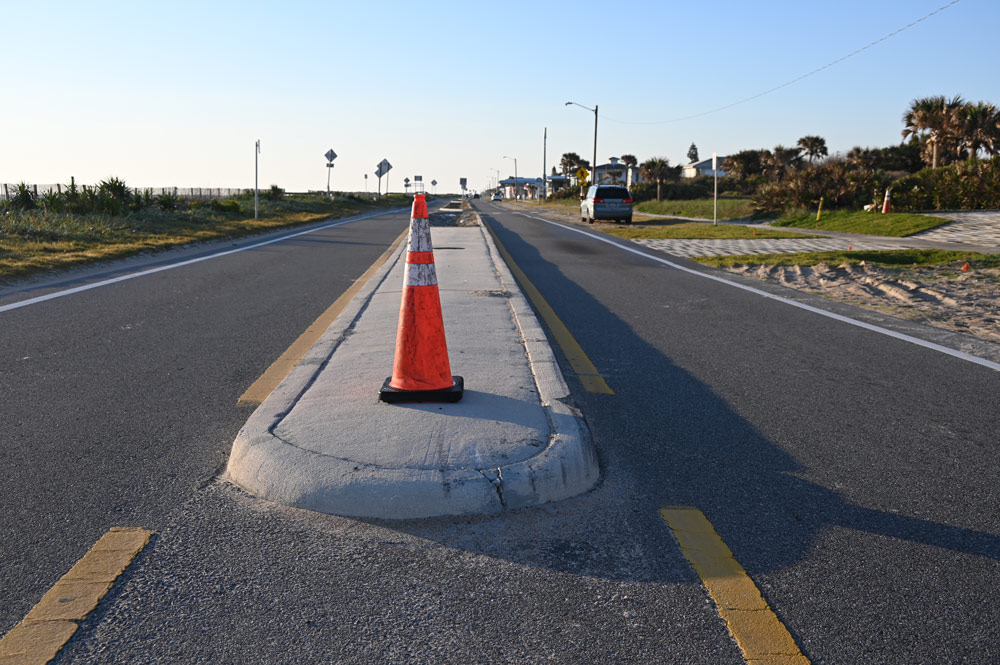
[596,187,630,199]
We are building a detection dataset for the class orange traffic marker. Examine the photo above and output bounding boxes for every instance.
[379,194,463,403]
[962,262,971,272]
[848,245,853,251]
[882,187,892,214]
[752,230,756,237]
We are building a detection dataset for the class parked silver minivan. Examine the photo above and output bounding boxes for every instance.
[580,185,633,224]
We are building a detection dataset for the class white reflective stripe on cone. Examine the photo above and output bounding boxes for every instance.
[404,263,438,287]
[407,219,433,252]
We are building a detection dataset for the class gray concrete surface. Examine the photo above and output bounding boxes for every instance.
[226,217,598,519]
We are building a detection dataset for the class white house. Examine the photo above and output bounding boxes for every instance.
[682,157,727,178]
[594,157,641,186]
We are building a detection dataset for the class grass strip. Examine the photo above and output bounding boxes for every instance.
[692,248,1000,269]
[0,194,412,282]
[771,210,948,237]
[635,198,755,221]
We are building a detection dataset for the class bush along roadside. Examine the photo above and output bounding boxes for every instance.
[890,156,1000,211]
[0,180,415,282]
[750,156,1000,215]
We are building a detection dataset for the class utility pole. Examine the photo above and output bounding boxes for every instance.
[254,139,260,220]
[592,105,598,187]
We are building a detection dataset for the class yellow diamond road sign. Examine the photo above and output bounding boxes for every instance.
[576,167,589,182]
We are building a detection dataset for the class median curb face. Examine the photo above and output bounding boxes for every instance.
[225,214,599,519]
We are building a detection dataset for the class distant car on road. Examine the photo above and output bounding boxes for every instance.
[491,193,502,201]
[581,185,633,224]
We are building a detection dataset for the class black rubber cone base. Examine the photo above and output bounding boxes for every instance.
[379,376,464,403]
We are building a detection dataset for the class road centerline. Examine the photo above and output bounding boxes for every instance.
[660,507,811,664]
[0,527,154,665]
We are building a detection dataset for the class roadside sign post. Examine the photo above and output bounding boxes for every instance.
[375,159,392,197]
[431,179,437,194]
[576,167,589,197]
[325,149,337,195]
[460,177,467,197]
[712,152,718,226]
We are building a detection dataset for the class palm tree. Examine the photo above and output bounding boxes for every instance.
[956,101,1000,160]
[560,152,582,176]
[722,149,768,180]
[620,154,638,167]
[640,157,673,201]
[902,95,965,168]
[768,146,801,181]
[796,135,828,165]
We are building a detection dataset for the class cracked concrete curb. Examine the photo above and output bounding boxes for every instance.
[225,218,599,519]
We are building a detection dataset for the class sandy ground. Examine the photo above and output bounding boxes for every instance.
[725,262,1000,344]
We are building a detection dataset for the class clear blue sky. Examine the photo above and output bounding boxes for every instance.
[1,0,994,194]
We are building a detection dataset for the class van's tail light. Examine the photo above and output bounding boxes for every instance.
[622,198,633,204]
[592,197,605,203]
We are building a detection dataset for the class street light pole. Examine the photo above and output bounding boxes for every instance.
[503,156,517,200]
[542,126,547,202]
[566,101,598,188]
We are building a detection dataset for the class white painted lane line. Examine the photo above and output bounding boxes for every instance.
[512,211,1000,373]
[0,209,402,315]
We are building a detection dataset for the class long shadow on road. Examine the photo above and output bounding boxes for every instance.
[381,211,1000,581]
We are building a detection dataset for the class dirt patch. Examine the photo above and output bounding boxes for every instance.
[725,262,1000,344]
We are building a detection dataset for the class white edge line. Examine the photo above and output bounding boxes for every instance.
[512,210,1000,373]
[0,209,401,314]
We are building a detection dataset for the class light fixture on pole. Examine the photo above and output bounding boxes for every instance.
[254,139,260,220]
[565,101,598,188]
[503,156,517,200]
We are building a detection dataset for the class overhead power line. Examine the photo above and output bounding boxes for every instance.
[606,0,963,126]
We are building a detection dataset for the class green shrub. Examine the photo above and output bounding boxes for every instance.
[210,198,243,214]
[890,157,1000,210]
[266,185,284,201]
[10,183,37,210]
[156,192,179,211]
[752,161,892,213]
[631,178,714,202]
[40,191,63,212]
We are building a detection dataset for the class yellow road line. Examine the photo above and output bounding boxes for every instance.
[238,230,407,406]
[660,507,810,665]
[0,527,154,665]
[482,219,613,394]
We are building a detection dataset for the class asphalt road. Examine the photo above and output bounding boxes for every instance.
[2,200,998,663]
[0,208,410,638]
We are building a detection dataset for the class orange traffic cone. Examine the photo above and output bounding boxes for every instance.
[848,245,853,251]
[379,194,463,403]
[882,187,892,214]
[961,262,971,272]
